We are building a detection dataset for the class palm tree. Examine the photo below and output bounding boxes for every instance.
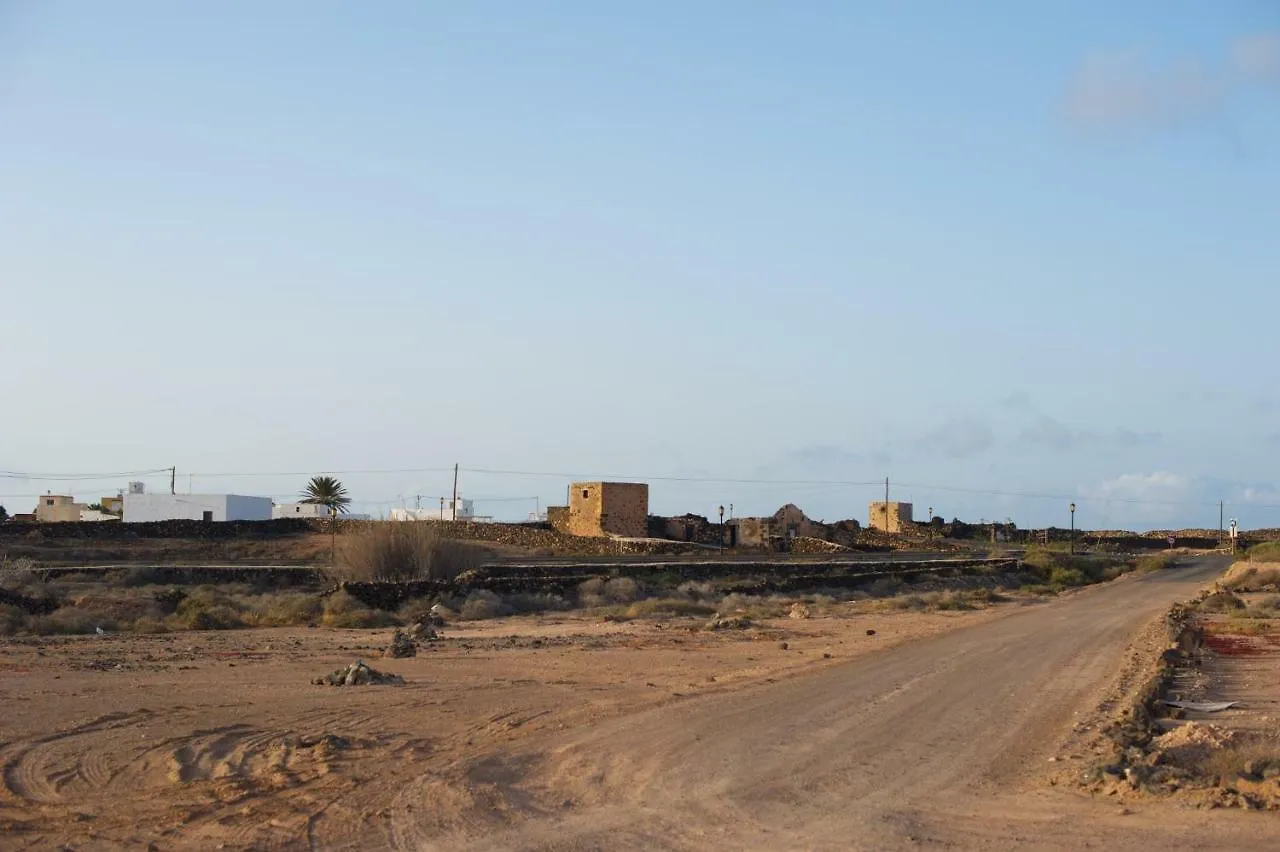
[301,476,350,565]
[301,475,351,516]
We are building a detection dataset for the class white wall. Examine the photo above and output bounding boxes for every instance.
[273,501,329,519]
[123,494,272,522]
[225,495,273,521]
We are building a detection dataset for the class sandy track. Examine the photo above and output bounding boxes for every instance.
[396,557,1280,851]
[5,560,1276,850]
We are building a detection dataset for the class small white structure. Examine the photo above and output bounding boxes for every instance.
[272,502,370,521]
[79,509,120,522]
[273,501,331,519]
[390,497,475,522]
[123,493,273,523]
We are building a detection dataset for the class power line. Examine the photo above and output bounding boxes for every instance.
[0,468,171,481]
[460,466,886,487]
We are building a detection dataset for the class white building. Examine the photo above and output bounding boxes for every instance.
[123,492,273,523]
[272,502,370,521]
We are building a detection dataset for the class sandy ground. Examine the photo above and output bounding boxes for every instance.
[6,561,1280,850]
[0,601,1003,850]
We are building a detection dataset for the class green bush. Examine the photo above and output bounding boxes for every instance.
[1049,567,1088,588]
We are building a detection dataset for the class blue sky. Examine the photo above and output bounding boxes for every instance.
[2,1,1278,529]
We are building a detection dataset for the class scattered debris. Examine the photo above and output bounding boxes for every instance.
[296,733,349,749]
[383,630,417,659]
[1161,700,1239,713]
[705,614,753,631]
[313,660,405,687]
[789,602,811,620]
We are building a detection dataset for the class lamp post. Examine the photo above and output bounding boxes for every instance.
[1069,503,1076,554]
[718,505,725,553]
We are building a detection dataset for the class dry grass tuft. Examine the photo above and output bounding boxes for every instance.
[337,522,489,582]
[1222,561,1280,593]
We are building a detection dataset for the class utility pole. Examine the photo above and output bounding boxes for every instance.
[451,463,459,521]
[1220,501,1224,537]
[884,477,890,532]
[439,496,445,520]
[170,466,176,495]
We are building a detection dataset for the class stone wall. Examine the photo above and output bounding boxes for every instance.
[546,506,570,534]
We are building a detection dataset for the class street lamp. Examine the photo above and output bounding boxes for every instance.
[718,505,725,553]
[1069,503,1076,554]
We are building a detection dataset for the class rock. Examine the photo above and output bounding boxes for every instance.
[822,652,832,659]
[316,660,404,687]
[1125,766,1147,789]
[384,629,418,659]
[778,641,789,650]
[789,603,811,620]
[865,629,876,636]
[1244,759,1271,780]
[408,621,439,641]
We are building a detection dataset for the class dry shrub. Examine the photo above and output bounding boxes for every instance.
[1251,594,1280,614]
[578,577,645,608]
[1223,562,1280,592]
[1,558,48,599]
[27,609,102,635]
[459,589,509,620]
[321,590,396,628]
[253,593,324,627]
[865,576,905,597]
[1200,590,1247,612]
[0,603,27,635]
[717,593,787,619]
[1198,740,1280,783]
[109,566,164,587]
[618,598,715,619]
[1134,553,1177,575]
[675,580,717,601]
[1247,542,1280,563]
[338,522,489,582]
[504,592,570,614]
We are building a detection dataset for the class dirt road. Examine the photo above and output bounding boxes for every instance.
[402,556,1280,851]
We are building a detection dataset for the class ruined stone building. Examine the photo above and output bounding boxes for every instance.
[548,481,649,538]
[868,501,913,533]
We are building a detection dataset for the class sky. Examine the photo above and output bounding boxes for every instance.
[1,1,1278,529]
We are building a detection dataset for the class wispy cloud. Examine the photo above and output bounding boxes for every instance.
[915,418,995,460]
[1017,415,1159,453]
[1063,50,1221,130]
[1000,391,1033,412]
[1232,33,1280,83]
[1062,31,1278,135]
